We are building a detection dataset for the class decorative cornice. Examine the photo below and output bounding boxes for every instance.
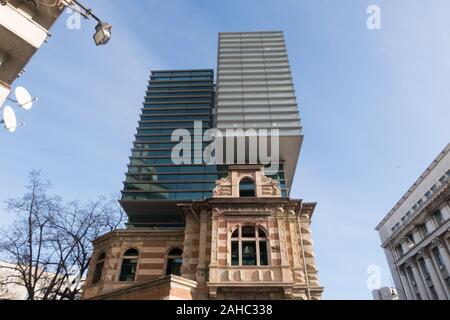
[381,183,450,247]
[92,228,185,245]
[376,142,450,231]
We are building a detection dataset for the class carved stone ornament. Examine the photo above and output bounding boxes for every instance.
[213,176,232,197]
[261,175,281,196]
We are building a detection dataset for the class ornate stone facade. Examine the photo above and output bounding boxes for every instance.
[82,166,323,300]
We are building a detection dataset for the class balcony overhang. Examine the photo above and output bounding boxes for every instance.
[0,1,64,85]
[119,199,186,226]
[0,3,49,49]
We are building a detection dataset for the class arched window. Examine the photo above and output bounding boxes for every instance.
[230,225,269,266]
[166,248,183,276]
[239,178,256,197]
[119,248,139,282]
[91,252,106,284]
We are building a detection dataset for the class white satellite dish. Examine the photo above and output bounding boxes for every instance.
[2,106,17,133]
[14,86,35,110]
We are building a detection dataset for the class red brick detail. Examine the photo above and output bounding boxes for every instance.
[141,252,165,259]
[138,263,164,270]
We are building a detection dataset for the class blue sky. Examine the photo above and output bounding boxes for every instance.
[1,0,450,299]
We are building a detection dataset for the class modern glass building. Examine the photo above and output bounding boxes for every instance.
[121,69,218,227]
[120,32,298,227]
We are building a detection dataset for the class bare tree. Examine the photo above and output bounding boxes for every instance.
[0,170,125,300]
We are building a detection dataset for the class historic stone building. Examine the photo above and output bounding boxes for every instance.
[82,31,323,300]
[376,143,450,300]
[82,166,322,300]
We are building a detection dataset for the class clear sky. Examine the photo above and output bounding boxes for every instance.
[1,0,450,299]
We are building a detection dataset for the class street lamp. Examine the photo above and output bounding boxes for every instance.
[93,22,112,46]
[68,0,112,46]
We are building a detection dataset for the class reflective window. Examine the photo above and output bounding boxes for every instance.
[119,249,139,282]
[166,248,183,276]
[239,178,256,197]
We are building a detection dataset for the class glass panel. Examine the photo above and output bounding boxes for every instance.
[231,229,239,238]
[119,259,137,281]
[231,241,239,266]
[239,179,255,197]
[258,228,266,238]
[242,241,257,266]
[259,241,268,266]
[241,226,255,238]
[166,258,182,276]
[124,249,139,257]
[168,248,183,256]
[92,261,104,284]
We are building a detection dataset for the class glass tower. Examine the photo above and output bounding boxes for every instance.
[121,69,218,227]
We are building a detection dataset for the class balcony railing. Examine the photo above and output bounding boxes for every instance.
[209,266,284,283]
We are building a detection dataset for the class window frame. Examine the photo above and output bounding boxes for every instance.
[229,224,270,267]
[117,248,140,282]
[239,177,256,197]
[91,252,106,285]
[165,247,183,277]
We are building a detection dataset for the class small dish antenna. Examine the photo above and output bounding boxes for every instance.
[1,85,35,133]
[1,106,17,133]
[14,86,38,110]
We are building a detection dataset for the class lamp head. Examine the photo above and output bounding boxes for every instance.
[93,22,112,46]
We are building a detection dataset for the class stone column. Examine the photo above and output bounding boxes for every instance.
[430,239,450,298]
[415,257,434,300]
[436,241,450,273]
[404,267,417,300]
[276,213,293,284]
[210,210,219,266]
[181,211,198,281]
[410,261,429,300]
[196,210,209,285]
[276,217,289,267]
[399,270,414,300]
[289,216,305,284]
[422,253,448,299]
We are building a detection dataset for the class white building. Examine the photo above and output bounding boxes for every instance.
[376,143,450,300]
[0,0,66,106]
[372,287,400,300]
[0,261,84,300]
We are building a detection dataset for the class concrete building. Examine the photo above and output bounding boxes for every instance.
[376,143,450,300]
[216,31,302,194]
[0,0,66,106]
[372,287,400,300]
[82,31,323,300]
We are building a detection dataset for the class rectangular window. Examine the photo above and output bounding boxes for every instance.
[432,247,446,272]
[259,241,268,266]
[418,258,430,280]
[231,242,239,266]
[419,224,428,238]
[241,242,257,266]
[433,210,444,226]
[396,245,404,257]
